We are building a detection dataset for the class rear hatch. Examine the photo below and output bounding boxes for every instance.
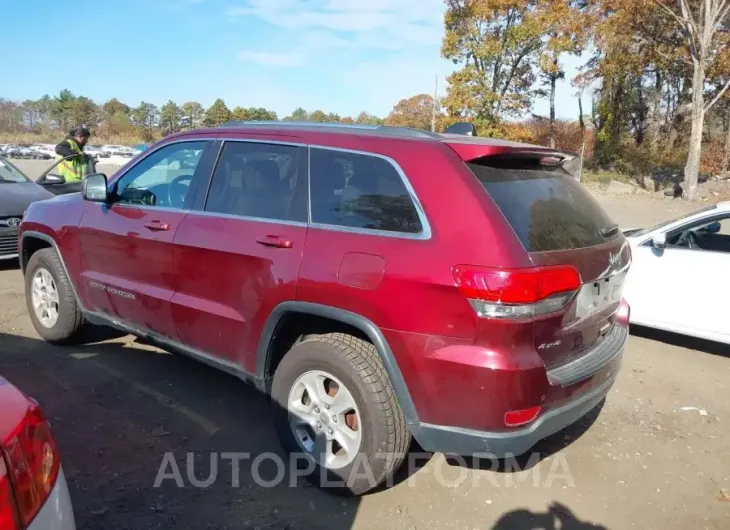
[464,150,630,379]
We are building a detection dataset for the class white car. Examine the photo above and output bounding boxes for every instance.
[622,201,730,343]
[83,146,103,160]
[100,144,135,157]
[30,145,56,159]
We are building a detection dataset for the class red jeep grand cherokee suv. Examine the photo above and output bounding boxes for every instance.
[19,122,630,494]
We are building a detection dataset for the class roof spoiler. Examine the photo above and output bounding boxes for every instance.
[443,122,476,136]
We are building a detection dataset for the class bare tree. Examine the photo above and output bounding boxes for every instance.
[654,0,730,198]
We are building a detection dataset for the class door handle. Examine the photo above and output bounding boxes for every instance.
[256,235,293,249]
[143,220,170,231]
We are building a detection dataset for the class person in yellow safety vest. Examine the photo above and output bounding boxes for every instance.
[54,126,93,182]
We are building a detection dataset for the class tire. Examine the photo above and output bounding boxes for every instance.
[271,333,411,496]
[25,248,86,344]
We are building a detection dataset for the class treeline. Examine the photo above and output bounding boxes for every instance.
[0,91,385,145]
[438,0,730,196]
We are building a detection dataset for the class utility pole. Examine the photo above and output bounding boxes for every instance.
[431,74,438,132]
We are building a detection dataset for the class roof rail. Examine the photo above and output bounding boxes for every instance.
[218,120,440,139]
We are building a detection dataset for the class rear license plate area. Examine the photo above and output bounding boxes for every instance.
[574,270,627,321]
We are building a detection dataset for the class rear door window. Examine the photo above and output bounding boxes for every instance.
[468,155,618,252]
[309,148,423,234]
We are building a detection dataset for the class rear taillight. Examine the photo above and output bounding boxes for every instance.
[453,265,581,319]
[2,401,60,528]
[0,457,20,530]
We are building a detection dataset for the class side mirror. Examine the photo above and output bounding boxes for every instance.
[45,173,65,184]
[706,222,721,234]
[652,232,666,249]
[82,173,108,202]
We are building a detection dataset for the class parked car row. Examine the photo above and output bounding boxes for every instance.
[0,145,52,160]
[0,143,146,161]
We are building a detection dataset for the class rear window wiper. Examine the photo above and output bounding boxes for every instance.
[600,224,619,237]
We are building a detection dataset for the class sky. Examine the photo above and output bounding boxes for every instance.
[2,0,586,121]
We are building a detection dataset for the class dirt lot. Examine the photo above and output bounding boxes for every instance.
[1,166,729,529]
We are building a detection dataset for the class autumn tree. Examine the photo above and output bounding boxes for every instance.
[131,102,160,141]
[49,89,78,131]
[231,107,278,121]
[535,0,591,148]
[442,0,546,128]
[181,101,204,129]
[68,97,100,129]
[385,94,437,130]
[0,99,23,133]
[355,111,383,125]
[284,107,309,121]
[340,116,355,124]
[203,99,232,127]
[653,0,730,198]
[102,98,130,120]
[22,100,44,130]
[160,101,183,135]
[309,110,328,122]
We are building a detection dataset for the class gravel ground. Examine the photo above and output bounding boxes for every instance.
[1,162,728,529]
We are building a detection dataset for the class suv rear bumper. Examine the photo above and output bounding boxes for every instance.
[413,365,619,457]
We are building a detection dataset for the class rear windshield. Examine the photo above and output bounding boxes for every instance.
[468,155,618,252]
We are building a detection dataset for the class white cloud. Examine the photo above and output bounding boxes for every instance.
[227,0,444,50]
[237,50,306,66]
[224,1,453,116]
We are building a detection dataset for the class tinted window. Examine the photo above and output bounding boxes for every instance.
[469,155,618,252]
[205,142,305,222]
[309,148,422,233]
[115,141,206,209]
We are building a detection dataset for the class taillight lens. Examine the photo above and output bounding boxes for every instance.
[0,458,20,530]
[2,401,60,528]
[453,265,581,319]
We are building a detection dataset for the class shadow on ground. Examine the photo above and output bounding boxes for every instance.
[631,324,730,358]
[0,330,362,530]
[492,502,608,529]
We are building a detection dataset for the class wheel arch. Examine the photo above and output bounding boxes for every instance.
[256,301,420,426]
[20,231,57,274]
[20,231,84,306]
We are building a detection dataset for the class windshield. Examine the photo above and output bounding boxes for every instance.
[0,157,29,183]
[629,204,717,237]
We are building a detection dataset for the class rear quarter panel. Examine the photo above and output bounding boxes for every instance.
[296,138,531,339]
